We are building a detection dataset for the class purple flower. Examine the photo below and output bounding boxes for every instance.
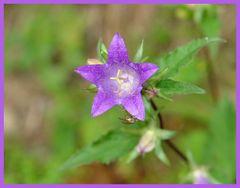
[75,33,159,120]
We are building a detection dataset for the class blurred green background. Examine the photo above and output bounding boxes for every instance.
[4,4,236,184]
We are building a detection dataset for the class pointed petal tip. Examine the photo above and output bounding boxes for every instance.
[74,66,87,76]
[91,110,99,117]
[153,64,160,72]
[136,114,145,121]
[91,91,117,118]
[122,94,145,121]
[91,106,104,117]
[151,65,160,78]
[91,104,101,117]
[74,67,82,74]
[108,32,129,64]
[112,32,123,41]
[135,62,159,84]
[91,105,114,117]
[150,63,159,69]
[114,32,121,37]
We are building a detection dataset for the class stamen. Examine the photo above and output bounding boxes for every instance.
[110,69,122,93]
[109,68,137,97]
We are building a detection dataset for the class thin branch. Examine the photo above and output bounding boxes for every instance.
[149,99,163,129]
[165,140,189,164]
[203,47,219,103]
[149,99,189,165]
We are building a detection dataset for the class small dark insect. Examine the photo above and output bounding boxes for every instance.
[119,114,139,124]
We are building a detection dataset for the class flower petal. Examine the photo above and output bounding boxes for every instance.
[108,33,129,64]
[91,91,117,117]
[75,64,106,85]
[121,93,145,120]
[131,62,159,84]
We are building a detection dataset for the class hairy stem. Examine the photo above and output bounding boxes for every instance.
[149,99,189,165]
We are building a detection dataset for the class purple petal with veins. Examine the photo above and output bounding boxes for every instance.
[108,32,129,64]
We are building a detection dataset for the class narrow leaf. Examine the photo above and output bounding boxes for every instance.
[127,148,139,163]
[155,139,170,165]
[134,40,144,62]
[97,39,108,62]
[155,37,224,79]
[156,79,205,97]
[60,130,139,171]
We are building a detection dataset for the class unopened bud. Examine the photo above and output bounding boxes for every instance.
[193,167,209,184]
[145,88,158,99]
[137,130,156,155]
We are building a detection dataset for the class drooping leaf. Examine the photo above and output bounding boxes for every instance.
[155,139,170,165]
[97,39,108,63]
[60,130,139,171]
[156,79,205,97]
[205,96,236,183]
[127,148,139,163]
[154,37,224,79]
[134,40,144,62]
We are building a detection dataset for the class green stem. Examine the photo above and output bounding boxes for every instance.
[149,99,189,165]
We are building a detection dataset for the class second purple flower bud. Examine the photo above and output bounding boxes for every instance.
[136,130,156,155]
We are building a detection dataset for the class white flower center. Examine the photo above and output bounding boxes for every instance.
[109,68,139,97]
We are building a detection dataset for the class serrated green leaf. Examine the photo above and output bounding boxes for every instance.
[155,139,170,165]
[205,96,236,183]
[156,79,205,97]
[134,40,144,62]
[97,39,108,62]
[60,130,139,171]
[154,37,224,79]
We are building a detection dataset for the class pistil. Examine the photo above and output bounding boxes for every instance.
[110,69,130,96]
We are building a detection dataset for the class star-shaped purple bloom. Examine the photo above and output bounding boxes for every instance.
[75,33,159,120]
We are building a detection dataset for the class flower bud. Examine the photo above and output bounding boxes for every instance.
[137,130,156,155]
[145,88,158,99]
[193,167,209,184]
